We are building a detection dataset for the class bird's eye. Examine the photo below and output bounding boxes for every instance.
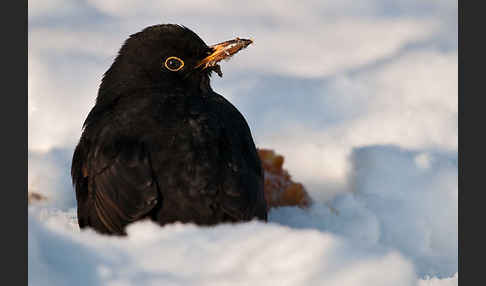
[164,56,184,72]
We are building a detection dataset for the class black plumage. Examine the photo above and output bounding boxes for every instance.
[71,24,267,235]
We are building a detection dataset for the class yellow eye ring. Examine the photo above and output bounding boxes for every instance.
[164,56,184,72]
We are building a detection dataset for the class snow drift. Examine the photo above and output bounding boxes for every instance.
[30,209,421,286]
[28,145,457,286]
[271,145,458,278]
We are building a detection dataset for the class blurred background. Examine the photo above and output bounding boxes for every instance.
[28,0,457,280]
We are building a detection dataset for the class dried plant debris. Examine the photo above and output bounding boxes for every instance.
[257,148,312,209]
[28,191,47,204]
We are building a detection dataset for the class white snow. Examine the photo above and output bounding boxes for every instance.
[28,145,457,286]
[418,273,458,286]
[30,209,418,286]
[270,146,458,278]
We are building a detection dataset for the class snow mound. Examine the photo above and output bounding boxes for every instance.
[271,145,457,278]
[29,210,418,286]
[28,145,457,285]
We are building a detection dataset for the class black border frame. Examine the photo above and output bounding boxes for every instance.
[4,0,28,285]
[21,1,464,285]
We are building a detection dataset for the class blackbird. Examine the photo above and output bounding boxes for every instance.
[71,24,267,235]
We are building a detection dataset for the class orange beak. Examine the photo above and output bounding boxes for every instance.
[196,37,253,76]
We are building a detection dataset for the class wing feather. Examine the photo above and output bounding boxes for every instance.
[75,138,159,235]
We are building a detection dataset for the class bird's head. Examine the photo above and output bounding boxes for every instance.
[99,24,253,96]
